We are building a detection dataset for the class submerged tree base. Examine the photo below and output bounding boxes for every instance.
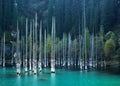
[51,71,55,73]
[39,78,48,81]
[16,71,21,75]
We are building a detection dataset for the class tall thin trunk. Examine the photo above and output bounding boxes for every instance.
[79,34,82,69]
[0,39,3,65]
[62,34,66,67]
[68,33,71,68]
[33,13,38,74]
[38,21,42,71]
[65,36,67,68]
[74,39,77,69]
[51,16,56,73]
[95,35,98,69]
[25,18,28,72]
[22,37,25,68]
[44,30,47,68]
[90,34,94,68]
[29,21,32,71]
[32,19,36,73]
[3,33,5,67]
[35,13,38,70]
[57,42,60,67]
[16,22,21,74]
[60,42,63,67]
[55,38,57,67]
[11,41,14,65]
[83,0,87,70]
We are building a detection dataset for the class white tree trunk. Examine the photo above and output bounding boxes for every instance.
[44,30,47,68]
[3,33,5,67]
[68,33,71,68]
[29,21,32,71]
[51,17,56,73]
[16,23,21,75]
[38,21,42,72]
[25,18,28,72]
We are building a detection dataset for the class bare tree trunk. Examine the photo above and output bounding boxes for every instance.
[68,33,71,69]
[16,22,21,75]
[25,18,28,72]
[3,33,5,67]
[95,35,98,69]
[0,39,3,65]
[32,19,35,73]
[33,13,38,74]
[51,17,56,73]
[38,21,42,72]
[62,34,66,67]
[29,21,32,71]
[83,0,87,70]
[44,30,47,68]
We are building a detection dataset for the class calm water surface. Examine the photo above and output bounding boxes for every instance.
[0,68,120,86]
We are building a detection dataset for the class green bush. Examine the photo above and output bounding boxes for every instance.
[104,38,116,60]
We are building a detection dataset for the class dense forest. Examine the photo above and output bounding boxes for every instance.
[0,0,120,36]
[0,0,120,73]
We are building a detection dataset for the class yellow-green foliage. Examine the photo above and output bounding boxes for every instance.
[104,39,116,58]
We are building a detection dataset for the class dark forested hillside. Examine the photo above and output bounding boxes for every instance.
[0,0,120,37]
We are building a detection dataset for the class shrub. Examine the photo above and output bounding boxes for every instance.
[104,38,116,60]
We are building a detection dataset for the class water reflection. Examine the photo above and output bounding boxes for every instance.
[32,75,38,86]
[51,73,56,86]
[29,71,33,76]
[0,68,17,79]
[16,76,21,86]
[23,73,29,86]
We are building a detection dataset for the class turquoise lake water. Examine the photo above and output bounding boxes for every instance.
[0,68,120,86]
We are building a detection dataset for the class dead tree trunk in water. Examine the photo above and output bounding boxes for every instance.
[51,17,56,73]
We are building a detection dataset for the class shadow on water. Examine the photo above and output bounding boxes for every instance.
[0,68,17,79]
[16,76,21,86]
[42,72,62,75]
[51,73,56,86]
[0,73,17,79]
